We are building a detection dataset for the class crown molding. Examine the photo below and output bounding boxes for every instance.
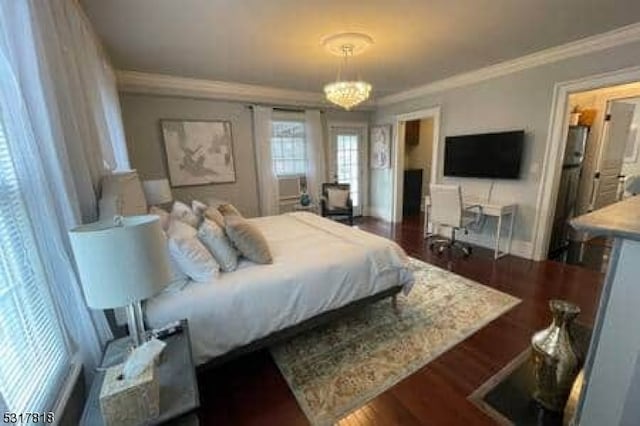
[377,22,640,107]
[116,70,376,110]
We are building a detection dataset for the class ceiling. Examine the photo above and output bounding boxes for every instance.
[82,0,640,99]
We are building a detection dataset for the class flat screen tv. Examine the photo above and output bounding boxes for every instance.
[444,130,524,179]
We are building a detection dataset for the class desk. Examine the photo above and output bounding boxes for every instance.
[423,196,517,259]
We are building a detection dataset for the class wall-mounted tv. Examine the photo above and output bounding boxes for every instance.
[443,130,524,179]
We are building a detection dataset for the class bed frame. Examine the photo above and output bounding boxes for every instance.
[196,285,403,372]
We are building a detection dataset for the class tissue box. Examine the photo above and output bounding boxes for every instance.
[99,362,159,426]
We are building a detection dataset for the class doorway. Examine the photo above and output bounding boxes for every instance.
[392,107,441,223]
[546,82,640,269]
[328,123,368,216]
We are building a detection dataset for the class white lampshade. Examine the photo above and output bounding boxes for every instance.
[69,215,171,309]
[142,179,173,205]
[99,170,147,221]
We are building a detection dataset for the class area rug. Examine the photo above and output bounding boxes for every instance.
[270,257,521,425]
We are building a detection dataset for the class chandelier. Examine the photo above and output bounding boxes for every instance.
[323,33,373,110]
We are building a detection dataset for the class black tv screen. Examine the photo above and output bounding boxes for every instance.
[444,130,524,179]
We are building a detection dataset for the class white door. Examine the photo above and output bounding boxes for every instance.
[591,101,635,210]
[330,127,366,216]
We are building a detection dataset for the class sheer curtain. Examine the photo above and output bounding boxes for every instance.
[253,106,280,215]
[0,0,127,393]
[305,110,328,202]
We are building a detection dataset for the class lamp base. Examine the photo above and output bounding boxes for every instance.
[126,302,147,347]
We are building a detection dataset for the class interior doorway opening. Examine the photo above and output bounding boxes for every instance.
[391,107,441,224]
[547,82,640,270]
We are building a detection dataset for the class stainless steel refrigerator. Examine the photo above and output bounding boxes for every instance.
[549,125,589,257]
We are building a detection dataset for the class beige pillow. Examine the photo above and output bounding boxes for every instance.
[225,216,272,264]
[203,206,225,228]
[218,203,243,217]
[327,188,349,209]
[198,219,238,272]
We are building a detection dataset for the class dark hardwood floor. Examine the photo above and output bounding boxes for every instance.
[196,215,604,426]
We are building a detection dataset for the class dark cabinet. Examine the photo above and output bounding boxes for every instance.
[405,120,420,146]
[403,169,423,217]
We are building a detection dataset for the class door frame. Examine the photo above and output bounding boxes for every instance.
[327,121,369,216]
[531,65,640,261]
[392,106,442,223]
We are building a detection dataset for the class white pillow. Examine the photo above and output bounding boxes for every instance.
[149,206,171,232]
[327,188,349,209]
[167,218,197,240]
[168,237,220,282]
[161,234,189,294]
[198,219,238,272]
[171,201,200,227]
[192,199,208,217]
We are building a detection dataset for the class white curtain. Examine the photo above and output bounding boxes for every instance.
[253,106,280,216]
[305,110,328,202]
[0,0,124,384]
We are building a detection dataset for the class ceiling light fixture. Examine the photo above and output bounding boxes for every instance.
[323,33,373,110]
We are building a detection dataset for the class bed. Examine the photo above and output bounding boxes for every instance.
[145,212,414,366]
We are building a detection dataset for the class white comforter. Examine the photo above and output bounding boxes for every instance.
[145,212,414,365]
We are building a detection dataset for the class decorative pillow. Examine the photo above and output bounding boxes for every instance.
[171,201,200,227]
[203,206,225,229]
[327,188,350,210]
[167,237,220,282]
[149,206,171,232]
[218,203,243,217]
[192,199,208,217]
[225,216,272,264]
[161,234,189,293]
[167,218,197,240]
[197,219,238,272]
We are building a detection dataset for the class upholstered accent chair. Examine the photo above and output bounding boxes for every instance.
[320,182,353,225]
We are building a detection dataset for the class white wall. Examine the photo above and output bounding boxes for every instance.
[371,40,640,258]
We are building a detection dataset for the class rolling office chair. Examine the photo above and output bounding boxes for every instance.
[428,184,483,257]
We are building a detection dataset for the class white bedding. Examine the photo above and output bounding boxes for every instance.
[145,212,414,365]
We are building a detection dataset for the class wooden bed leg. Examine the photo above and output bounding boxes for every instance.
[392,294,400,315]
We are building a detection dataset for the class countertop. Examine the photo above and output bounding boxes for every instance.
[571,196,640,241]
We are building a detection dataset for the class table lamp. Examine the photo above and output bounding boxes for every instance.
[142,179,173,206]
[69,215,171,346]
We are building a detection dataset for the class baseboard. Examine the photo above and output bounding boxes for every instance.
[455,232,534,259]
[367,205,391,221]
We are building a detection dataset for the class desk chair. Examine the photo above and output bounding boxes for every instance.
[428,184,483,257]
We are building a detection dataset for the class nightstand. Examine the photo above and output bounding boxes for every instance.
[80,319,200,425]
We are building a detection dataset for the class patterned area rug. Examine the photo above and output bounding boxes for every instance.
[270,257,520,425]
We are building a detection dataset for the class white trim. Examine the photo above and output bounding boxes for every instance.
[392,107,442,223]
[51,353,82,426]
[531,65,640,261]
[116,70,377,109]
[377,22,640,107]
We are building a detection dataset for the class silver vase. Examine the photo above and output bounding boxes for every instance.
[531,299,581,412]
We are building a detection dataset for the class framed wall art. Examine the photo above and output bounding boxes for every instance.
[161,120,236,186]
[370,125,391,169]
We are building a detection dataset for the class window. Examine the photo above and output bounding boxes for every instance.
[271,120,307,176]
[0,117,70,413]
